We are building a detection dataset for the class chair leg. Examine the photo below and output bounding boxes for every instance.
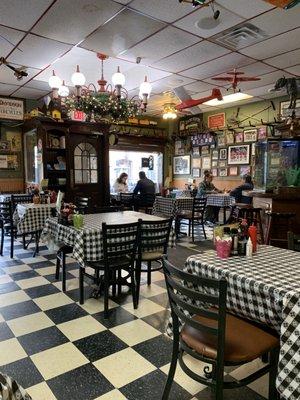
[135,260,142,304]
[22,234,26,249]
[104,271,109,318]
[130,267,137,309]
[0,228,4,256]
[188,220,191,237]
[55,253,60,280]
[192,220,194,242]
[118,269,122,295]
[268,348,280,400]
[112,270,116,297]
[79,267,84,304]
[147,261,151,285]
[62,252,66,292]
[202,222,207,240]
[214,366,224,400]
[10,229,14,259]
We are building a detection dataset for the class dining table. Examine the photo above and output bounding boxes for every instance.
[42,210,175,266]
[206,193,235,223]
[152,196,194,218]
[166,245,300,400]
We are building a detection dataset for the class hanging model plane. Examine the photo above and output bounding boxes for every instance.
[175,88,223,111]
[211,69,261,92]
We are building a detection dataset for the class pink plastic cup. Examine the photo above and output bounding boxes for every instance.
[216,239,232,259]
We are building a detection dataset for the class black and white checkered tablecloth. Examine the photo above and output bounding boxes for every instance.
[206,194,235,207]
[152,197,194,218]
[166,246,300,400]
[15,204,56,234]
[42,212,176,266]
[0,194,12,203]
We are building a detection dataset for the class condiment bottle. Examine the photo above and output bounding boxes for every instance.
[248,224,257,253]
[230,228,239,256]
[246,237,253,257]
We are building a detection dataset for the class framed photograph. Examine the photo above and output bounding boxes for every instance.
[211,168,218,177]
[240,165,251,177]
[235,131,244,143]
[219,148,227,160]
[201,145,210,156]
[211,160,218,167]
[228,145,250,165]
[211,149,219,160]
[0,141,10,151]
[219,160,226,168]
[226,132,234,145]
[217,135,226,147]
[179,121,185,131]
[280,100,300,119]
[229,166,238,176]
[243,129,257,142]
[173,155,191,175]
[219,168,228,177]
[192,158,201,168]
[192,168,200,178]
[177,148,184,155]
[257,126,267,140]
[202,156,211,170]
[6,131,22,151]
[192,146,200,156]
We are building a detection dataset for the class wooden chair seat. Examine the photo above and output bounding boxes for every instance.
[181,313,279,364]
[141,251,163,261]
[177,211,203,220]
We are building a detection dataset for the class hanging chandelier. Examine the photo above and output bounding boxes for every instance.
[48,53,152,122]
[163,103,177,120]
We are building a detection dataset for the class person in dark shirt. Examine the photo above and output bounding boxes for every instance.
[230,174,254,204]
[197,170,222,224]
[133,171,156,210]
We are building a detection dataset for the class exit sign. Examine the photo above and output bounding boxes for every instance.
[71,110,86,121]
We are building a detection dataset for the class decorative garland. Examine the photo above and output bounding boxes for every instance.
[64,92,141,122]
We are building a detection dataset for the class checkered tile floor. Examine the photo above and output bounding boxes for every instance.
[0,235,269,400]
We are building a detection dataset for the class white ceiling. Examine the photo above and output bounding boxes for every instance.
[0,0,298,114]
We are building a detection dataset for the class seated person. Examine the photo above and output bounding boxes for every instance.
[197,170,222,224]
[133,171,156,210]
[113,172,128,193]
[230,174,254,204]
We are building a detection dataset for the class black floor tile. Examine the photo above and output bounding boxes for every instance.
[44,272,74,283]
[65,288,80,302]
[133,334,173,368]
[28,260,55,269]
[47,363,114,400]
[149,292,169,308]
[0,281,20,294]
[142,309,171,333]
[73,330,128,362]
[120,369,191,400]
[194,386,266,399]
[0,259,24,267]
[24,283,60,299]
[0,357,43,389]
[45,303,88,324]
[0,322,14,341]
[0,300,40,320]
[18,326,69,355]
[16,252,38,259]
[93,306,137,328]
[10,269,38,281]
[42,253,57,260]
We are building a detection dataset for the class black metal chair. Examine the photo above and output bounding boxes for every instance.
[287,231,300,251]
[176,197,207,241]
[55,245,74,292]
[93,205,124,213]
[80,221,140,318]
[119,193,135,210]
[135,218,172,303]
[11,194,33,211]
[162,259,280,400]
[0,201,16,258]
[75,196,90,214]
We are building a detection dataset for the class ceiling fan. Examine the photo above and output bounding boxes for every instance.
[211,68,261,92]
[0,57,28,80]
[174,88,223,112]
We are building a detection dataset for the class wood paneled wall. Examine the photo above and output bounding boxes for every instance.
[0,179,24,193]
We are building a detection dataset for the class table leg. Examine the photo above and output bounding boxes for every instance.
[223,207,226,224]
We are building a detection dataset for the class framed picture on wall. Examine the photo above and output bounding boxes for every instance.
[201,145,210,156]
[0,141,10,151]
[211,149,219,160]
[192,146,200,156]
[240,165,251,177]
[229,166,238,176]
[228,145,250,165]
[257,126,267,140]
[235,131,244,143]
[219,168,228,177]
[192,158,201,168]
[211,160,218,167]
[192,168,200,178]
[226,132,234,145]
[173,155,191,175]
[217,134,226,147]
[219,148,227,160]
[202,156,211,170]
[280,100,300,119]
[243,129,257,142]
[219,160,226,168]
[211,168,218,177]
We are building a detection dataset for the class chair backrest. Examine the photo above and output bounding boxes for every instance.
[95,205,123,213]
[139,218,172,256]
[119,193,134,205]
[193,197,207,216]
[287,231,300,251]
[162,258,227,366]
[11,194,33,210]
[0,201,13,225]
[102,221,140,268]
[75,196,90,214]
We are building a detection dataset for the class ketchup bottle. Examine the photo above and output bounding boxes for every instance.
[248,224,257,253]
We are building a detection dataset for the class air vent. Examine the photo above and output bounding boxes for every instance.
[211,23,269,50]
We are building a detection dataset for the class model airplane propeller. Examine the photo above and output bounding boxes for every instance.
[175,88,223,111]
[211,69,261,92]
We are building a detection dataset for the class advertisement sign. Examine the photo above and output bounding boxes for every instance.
[207,112,225,129]
[0,97,24,120]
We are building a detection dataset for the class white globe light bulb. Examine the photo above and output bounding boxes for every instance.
[71,65,86,86]
[48,70,62,89]
[112,67,125,86]
[58,81,69,97]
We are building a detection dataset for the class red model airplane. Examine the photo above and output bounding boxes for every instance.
[211,69,261,92]
[175,88,223,111]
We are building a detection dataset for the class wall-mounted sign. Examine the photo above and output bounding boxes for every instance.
[70,110,86,121]
[207,112,225,129]
[0,97,24,120]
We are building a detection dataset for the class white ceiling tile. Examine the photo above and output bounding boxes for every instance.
[80,9,166,56]
[284,65,300,76]
[8,34,72,69]
[265,50,300,69]
[184,52,254,80]
[0,64,41,85]
[130,0,193,23]
[151,74,195,94]
[152,41,230,73]
[174,4,244,38]
[0,82,20,95]
[234,62,276,76]
[246,84,276,97]
[121,65,171,91]
[25,79,52,91]
[11,86,50,99]
[0,26,26,57]
[183,81,219,93]
[240,28,300,59]
[0,0,52,30]
[32,0,123,45]
[121,26,200,65]
[216,0,274,18]
[239,70,295,91]
[249,7,300,37]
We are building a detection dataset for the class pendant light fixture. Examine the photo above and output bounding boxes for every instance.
[112,66,126,98]
[48,70,62,98]
[139,76,152,111]
[163,103,177,119]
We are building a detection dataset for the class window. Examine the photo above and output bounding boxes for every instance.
[74,142,98,184]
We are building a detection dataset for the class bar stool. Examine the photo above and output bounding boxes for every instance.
[265,212,295,248]
[231,204,264,244]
